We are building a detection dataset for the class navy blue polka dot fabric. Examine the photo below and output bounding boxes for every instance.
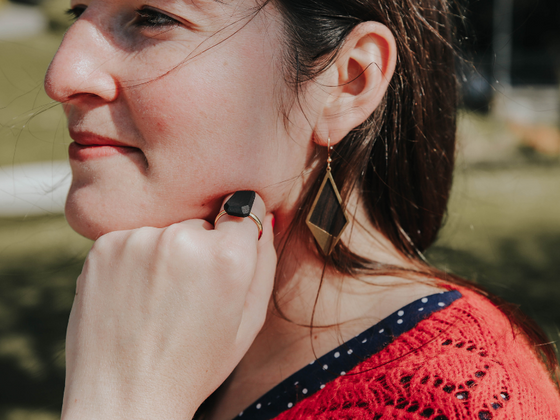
[235,290,462,420]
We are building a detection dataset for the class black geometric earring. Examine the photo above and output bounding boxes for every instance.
[306,138,349,255]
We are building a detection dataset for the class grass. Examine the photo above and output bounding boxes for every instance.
[427,164,560,345]
[0,22,559,420]
[0,33,69,167]
[0,215,90,418]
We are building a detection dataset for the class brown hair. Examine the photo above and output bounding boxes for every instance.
[271,0,560,384]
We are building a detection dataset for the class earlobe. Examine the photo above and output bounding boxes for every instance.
[315,22,397,147]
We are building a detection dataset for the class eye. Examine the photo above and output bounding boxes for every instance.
[133,7,180,28]
[65,5,87,22]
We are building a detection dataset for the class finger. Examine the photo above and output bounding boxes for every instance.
[169,218,214,231]
[213,191,266,245]
[237,213,277,343]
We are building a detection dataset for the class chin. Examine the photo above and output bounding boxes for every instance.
[65,199,167,240]
[64,183,220,241]
[64,183,150,240]
[65,199,126,241]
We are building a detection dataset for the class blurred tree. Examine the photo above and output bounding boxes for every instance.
[41,0,72,32]
[466,0,559,85]
[9,0,43,5]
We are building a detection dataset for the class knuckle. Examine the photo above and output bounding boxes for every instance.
[160,223,185,240]
[213,244,242,270]
[212,240,255,282]
[132,226,159,240]
[90,230,123,255]
[159,224,192,250]
[122,227,157,252]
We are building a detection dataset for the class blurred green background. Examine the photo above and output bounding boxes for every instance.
[0,0,559,419]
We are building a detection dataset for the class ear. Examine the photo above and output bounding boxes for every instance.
[314,22,397,146]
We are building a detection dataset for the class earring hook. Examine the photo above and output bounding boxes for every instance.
[327,137,332,172]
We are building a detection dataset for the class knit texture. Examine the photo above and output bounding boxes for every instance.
[272,287,560,419]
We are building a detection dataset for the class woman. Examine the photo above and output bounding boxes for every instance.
[44,0,560,418]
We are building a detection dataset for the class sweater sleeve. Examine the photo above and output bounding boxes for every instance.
[273,288,560,419]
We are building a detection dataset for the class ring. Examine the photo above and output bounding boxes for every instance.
[214,210,263,240]
[215,191,263,240]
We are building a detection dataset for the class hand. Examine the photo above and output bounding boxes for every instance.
[61,193,276,420]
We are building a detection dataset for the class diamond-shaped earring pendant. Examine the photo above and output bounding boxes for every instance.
[306,170,349,255]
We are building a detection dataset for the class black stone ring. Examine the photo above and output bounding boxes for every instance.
[214,191,263,240]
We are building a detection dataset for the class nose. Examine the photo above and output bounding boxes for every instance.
[44,18,119,105]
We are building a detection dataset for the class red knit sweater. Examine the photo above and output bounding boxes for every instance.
[272,287,560,419]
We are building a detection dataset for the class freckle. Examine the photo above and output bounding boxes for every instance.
[314,335,318,339]
[224,61,228,66]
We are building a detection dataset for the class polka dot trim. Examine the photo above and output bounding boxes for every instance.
[235,290,462,420]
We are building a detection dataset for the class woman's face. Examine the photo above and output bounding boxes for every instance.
[45,0,315,239]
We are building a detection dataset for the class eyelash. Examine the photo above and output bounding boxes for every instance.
[133,8,180,28]
[65,6,180,29]
[65,6,86,21]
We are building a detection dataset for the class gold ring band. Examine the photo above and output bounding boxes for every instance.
[214,210,263,240]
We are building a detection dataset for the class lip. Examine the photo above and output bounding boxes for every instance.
[68,130,141,162]
[69,129,134,148]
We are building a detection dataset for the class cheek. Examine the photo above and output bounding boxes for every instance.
[131,45,294,202]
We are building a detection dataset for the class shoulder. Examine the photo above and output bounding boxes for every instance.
[277,287,560,419]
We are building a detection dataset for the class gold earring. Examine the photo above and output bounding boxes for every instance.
[306,138,349,255]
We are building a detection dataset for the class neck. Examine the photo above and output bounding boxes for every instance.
[206,203,443,420]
